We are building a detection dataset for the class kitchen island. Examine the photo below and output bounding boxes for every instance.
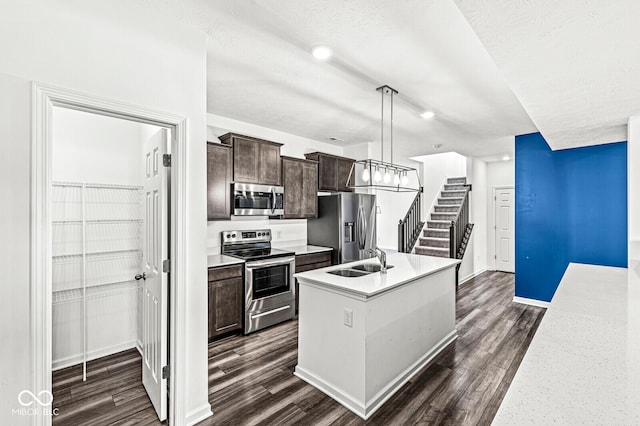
[294,253,460,419]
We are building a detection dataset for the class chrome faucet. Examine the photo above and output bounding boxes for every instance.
[368,246,387,274]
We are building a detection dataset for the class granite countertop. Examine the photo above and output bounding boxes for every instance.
[280,245,333,256]
[492,262,640,425]
[207,254,244,268]
[295,253,460,299]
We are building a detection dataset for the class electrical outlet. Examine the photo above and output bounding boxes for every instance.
[344,308,353,327]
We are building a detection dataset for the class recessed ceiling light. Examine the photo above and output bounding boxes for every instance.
[311,45,333,60]
[433,144,443,149]
[420,111,435,119]
[502,155,510,161]
[328,136,343,142]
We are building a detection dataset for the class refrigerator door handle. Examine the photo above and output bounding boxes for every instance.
[357,206,366,250]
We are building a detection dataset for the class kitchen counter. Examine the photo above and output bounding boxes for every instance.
[294,252,460,299]
[493,262,640,425]
[295,252,459,419]
[280,244,333,256]
[206,254,244,268]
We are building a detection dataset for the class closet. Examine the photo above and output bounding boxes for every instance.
[50,106,160,380]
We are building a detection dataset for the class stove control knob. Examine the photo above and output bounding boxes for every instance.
[266,231,270,236]
[226,234,231,239]
[231,233,236,238]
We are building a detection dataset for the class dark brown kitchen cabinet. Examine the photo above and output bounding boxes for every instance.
[208,264,244,340]
[219,133,282,186]
[207,142,233,220]
[304,152,355,192]
[282,156,318,219]
[294,250,332,314]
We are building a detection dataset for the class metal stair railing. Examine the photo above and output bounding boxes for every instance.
[397,188,424,253]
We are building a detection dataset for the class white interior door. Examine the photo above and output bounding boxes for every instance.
[494,187,515,273]
[141,128,169,421]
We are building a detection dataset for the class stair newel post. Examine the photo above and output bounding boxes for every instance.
[449,220,456,258]
[398,219,404,253]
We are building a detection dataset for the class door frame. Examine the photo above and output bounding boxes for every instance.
[31,83,187,426]
[491,185,515,272]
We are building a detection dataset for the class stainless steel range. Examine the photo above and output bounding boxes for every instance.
[221,229,295,334]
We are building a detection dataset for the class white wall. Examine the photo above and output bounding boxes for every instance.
[458,158,488,282]
[52,107,149,185]
[486,160,515,270]
[629,116,640,261]
[206,114,344,254]
[0,1,209,423]
[0,72,31,425]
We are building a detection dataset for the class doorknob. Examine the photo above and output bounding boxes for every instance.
[135,272,147,281]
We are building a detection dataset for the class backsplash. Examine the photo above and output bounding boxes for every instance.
[207,216,308,254]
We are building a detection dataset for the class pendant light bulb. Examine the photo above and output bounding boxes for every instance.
[401,172,409,186]
[362,167,370,182]
[373,167,382,183]
[393,172,400,185]
[383,168,391,184]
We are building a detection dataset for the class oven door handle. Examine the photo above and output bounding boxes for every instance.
[245,256,295,269]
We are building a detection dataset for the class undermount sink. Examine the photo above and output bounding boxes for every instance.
[328,269,370,277]
[352,264,394,273]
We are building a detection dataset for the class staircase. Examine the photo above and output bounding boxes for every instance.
[415,177,472,259]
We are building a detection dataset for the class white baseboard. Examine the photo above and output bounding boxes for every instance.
[52,340,138,370]
[513,296,550,308]
[294,330,458,420]
[185,403,213,426]
[459,267,487,286]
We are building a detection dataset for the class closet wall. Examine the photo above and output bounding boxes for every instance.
[52,107,160,370]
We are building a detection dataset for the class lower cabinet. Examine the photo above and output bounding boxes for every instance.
[294,251,332,314]
[208,264,244,340]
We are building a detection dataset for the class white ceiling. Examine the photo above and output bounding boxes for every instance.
[151,0,537,160]
[141,0,640,158]
[454,0,640,150]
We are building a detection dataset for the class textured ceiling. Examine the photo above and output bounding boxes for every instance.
[144,0,536,160]
[454,0,640,150]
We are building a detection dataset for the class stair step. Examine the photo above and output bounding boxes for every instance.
[447,177,466,184]
[438,197,464,205]
[431,212,457,221]
[415,246,450,258]
[427,220,450,229]
[424,229,449,238]
[441,190,467,198]
[434,205,459,213]
[419,237,449,248]
[444,184,467,191]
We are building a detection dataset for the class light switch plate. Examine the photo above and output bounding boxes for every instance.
[344,308,353,327]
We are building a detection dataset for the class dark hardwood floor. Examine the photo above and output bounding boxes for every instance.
[51,271,545,426]
[52,348,160,425]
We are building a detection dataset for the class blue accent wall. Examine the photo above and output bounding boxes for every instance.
[515,132,627,302]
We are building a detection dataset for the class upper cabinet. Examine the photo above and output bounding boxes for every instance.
[304,152,355,192]
[282,156,318,219]
[219,133,282,186]
[207,142,233,220]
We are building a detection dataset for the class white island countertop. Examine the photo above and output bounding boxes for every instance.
[295,252,460,299]
[493,262,640,425]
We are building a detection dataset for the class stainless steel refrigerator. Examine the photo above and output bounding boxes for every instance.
[307,193,377,264]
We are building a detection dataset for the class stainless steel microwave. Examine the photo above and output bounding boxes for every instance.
[233,183,284,216]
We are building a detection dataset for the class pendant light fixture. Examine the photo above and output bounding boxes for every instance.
[347,85,421,192]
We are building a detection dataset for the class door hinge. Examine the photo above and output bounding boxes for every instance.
[494,254,497,259]
[162,365,170,380]
[163,154,171,167]
[163,259,170,273]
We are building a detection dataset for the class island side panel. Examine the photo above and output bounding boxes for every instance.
[295,281,367,410]
[364,266,457,408]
